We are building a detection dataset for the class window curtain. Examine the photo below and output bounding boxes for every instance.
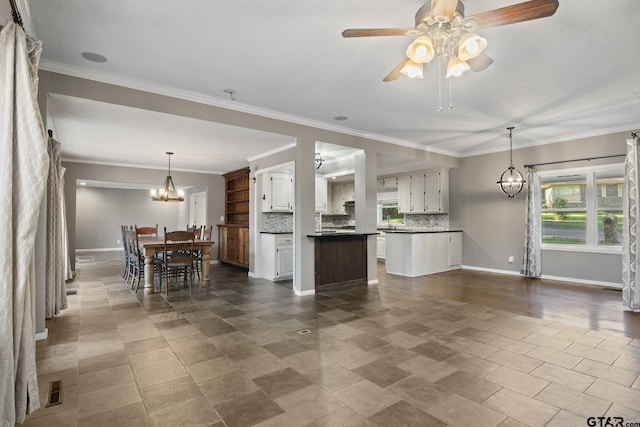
[46,134,68,317]
[521,167,541,277]
[0,21,48,424]
[622,137,640,311]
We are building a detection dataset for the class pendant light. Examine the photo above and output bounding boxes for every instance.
[315,152,324,169]
[497,127,526,198]
[150,152,185,202]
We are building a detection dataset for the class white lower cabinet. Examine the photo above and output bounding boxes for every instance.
[377,234,385,259]
[385,231,462,277]
[260,233,294,280]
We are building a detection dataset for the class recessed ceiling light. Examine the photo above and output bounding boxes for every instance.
[331,176,337,180]
[81,52,107,63]
[334,116,348,121]
[79,182,86,186]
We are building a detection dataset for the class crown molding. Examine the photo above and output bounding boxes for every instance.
[61,157,226,175]
[38,60,459,157]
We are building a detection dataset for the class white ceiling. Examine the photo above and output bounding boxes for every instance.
[22,0,640,175]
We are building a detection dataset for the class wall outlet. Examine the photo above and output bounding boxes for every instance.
[508,256,514,264]
[117,239,121,244]
[220,216,224,222]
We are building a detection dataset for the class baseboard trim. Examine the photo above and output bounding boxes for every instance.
[462,265,623,289]
[35,329,48,341]
[77,248,123,253]
[248,271,257,278]
[295,289,315,296]
[368,279,379,285]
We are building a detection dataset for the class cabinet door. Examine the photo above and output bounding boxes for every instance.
[315,177,327,212]
[424,170,441,213]
[276,244,294,278]
[448,233,462,267]
[344,182,355,202]
[377,236,385,259]
[239,227,249,267]
[398,175,411,213]
[270,173,292,211]
[410,174,425,213]
[331,183,345,214]
[218,227,228,261]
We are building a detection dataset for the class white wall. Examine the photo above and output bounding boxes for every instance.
[449,131,627,285]
[75,187,182,249]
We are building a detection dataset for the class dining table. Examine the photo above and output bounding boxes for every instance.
[138,236,214,294]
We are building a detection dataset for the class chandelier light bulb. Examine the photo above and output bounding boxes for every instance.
[406,36,435,64]
[445,57,470,78]
[458,33,488,61]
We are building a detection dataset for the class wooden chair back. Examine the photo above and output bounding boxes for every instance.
[136,224,158,237]
[163,228,195,266]
[202,226,213,241]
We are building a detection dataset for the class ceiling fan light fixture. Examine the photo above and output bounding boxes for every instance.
[406,36,435,63]
[401,60,424,79]
[445,57,470,78]
[457,32,487,60]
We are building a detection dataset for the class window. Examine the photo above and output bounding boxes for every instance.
[540,164,623,251]
[377,190,404,225]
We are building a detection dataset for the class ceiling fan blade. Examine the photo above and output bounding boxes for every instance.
[467,52,494,72]
[342,28,422,38]
[383,58,410,82]
[468,0,559,29]
[431,0,459,23]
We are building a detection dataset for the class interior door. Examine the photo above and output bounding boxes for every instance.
[189,192,207,225]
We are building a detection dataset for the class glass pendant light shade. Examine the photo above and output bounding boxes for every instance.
[457,32,487,61]
[406,36,435,64]
[497,127,526,198]
[445,56,470,78]
[401,60,424,79]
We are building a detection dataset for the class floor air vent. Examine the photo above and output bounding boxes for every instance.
[47,380,63,407]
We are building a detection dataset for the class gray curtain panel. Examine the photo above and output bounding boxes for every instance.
[46,136,68,317]
[521,167,541,277]
[623,137,640,311]
[0,21,48,424]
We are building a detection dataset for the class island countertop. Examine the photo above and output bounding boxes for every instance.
[382,229,463,234]
[307,231,379,237]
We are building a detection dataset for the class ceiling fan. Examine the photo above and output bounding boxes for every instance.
[342,0,559,82]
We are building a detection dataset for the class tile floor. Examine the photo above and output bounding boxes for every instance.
[22,252,640,427]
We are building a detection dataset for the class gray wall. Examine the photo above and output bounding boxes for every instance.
[75,187,182,249]
[64,161,225,269]
[449,131,627,284]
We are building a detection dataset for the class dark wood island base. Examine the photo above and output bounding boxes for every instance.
[307,232,377,292]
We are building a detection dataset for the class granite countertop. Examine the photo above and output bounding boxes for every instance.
[382,229,463,234]
[307,231,378,237]
[260,231,293,234]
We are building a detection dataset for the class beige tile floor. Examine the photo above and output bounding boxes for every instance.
[23,252,640,427]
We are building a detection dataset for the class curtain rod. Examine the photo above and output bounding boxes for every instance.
[524,154,626,169]
[9,0,24,28]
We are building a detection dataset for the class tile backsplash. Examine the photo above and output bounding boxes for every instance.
[262,212,293,232]
[405,214,449,229]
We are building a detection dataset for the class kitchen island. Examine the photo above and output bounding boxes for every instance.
[385,230,462,277]
[307,232,377,291]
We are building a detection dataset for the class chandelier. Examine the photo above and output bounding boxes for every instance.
[150,152,184,202]
[315,153,324,169]
[497,127,526,198]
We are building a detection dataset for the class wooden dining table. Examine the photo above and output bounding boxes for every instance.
[138,236,214,294]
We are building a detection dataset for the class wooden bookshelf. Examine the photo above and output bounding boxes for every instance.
[223,167,250,225]
[219,167,250,268]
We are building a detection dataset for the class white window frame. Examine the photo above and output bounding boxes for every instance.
[539,163,623,254]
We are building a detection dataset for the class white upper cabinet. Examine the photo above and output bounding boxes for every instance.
[329,181,355,214]
[377,176,398,190]
[262,172,293,212]
[398,168,449,214]
[315,176,328,212]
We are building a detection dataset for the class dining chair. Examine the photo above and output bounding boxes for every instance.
[159,227,195,296]
[193,225,212,279]
[136,224,158,237]
[121,225,130,280]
